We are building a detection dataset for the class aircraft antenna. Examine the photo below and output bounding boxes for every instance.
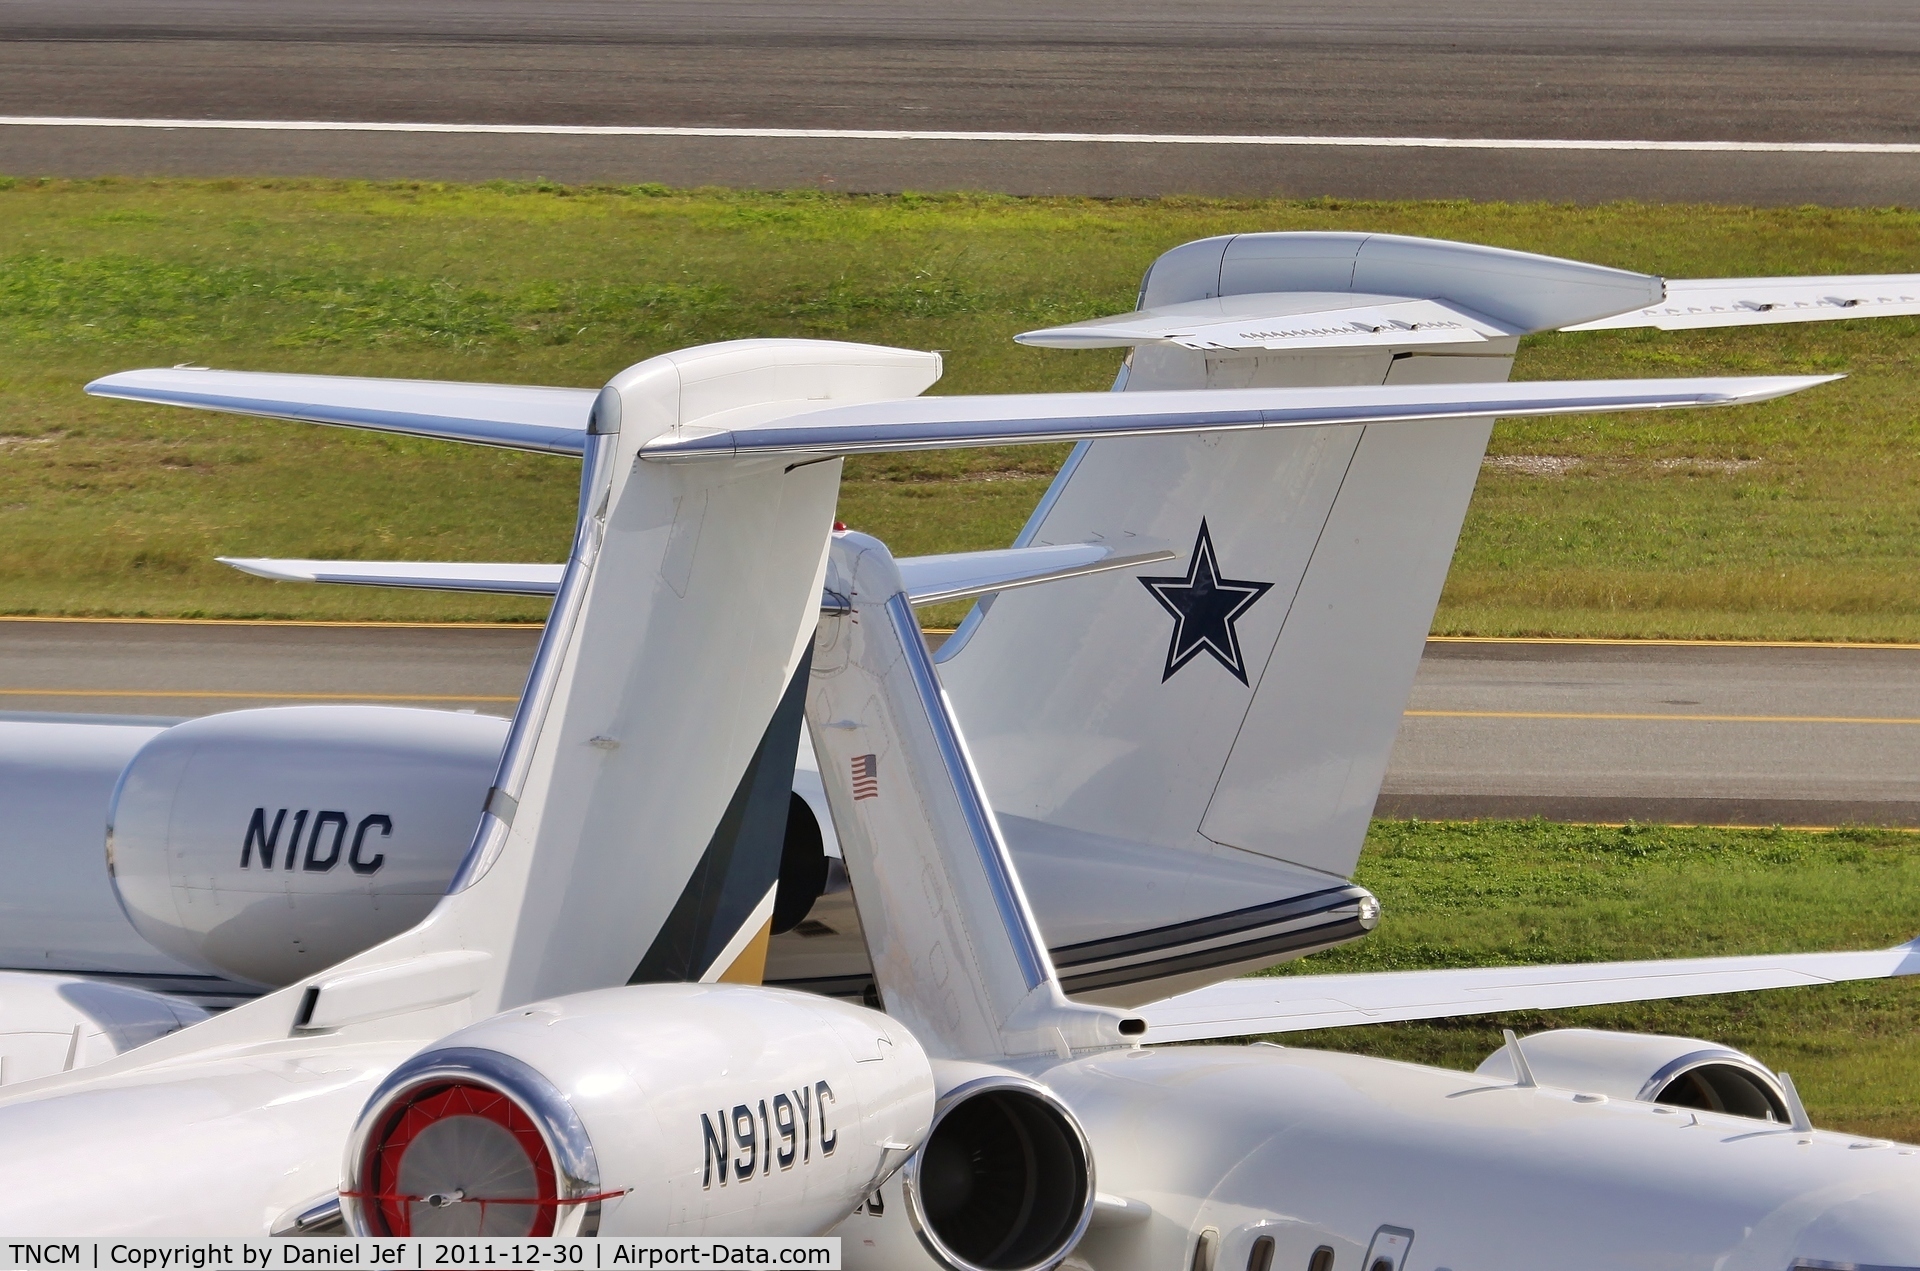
[1502,1029,1538,1088]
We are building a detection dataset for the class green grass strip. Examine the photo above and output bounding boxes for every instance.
[1,178,1917,637]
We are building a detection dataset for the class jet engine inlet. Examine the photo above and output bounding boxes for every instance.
[1474,1029,1791,1122]
[1639,1055,1789,1120]
[903,1074,1094,1271]
[342,1047,604,1238]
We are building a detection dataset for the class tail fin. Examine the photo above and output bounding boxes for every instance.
[807,531,1130,1061]
[103,340,940,1056]
[933,233,1665,997]
[429,341,942,1010]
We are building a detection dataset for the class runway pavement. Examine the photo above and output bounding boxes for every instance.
[1,0,1916,203]
[5,618,1916,827]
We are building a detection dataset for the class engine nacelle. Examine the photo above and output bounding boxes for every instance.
[901,1062,1095,1271]
[341,983,934,1237]
[1476,1028,1791,1121]
[100,703,842,990]
[108,706,508,987]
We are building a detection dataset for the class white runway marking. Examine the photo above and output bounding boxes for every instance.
[3,116,1918,154]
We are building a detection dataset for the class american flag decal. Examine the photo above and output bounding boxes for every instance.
[851,754,880,801]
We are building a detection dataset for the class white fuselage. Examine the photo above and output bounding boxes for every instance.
[0,718,189,984]
[6,1015,1915,1252]
[841,1043,1920,1271]
[0,1036,411,1235]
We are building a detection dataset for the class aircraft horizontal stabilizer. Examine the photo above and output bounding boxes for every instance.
[892,540,1175,604]
[88,367,1835,466]
[1135,938,1920,1042]
[217,540,1174,603]
[85,368,597,455]
[1563,275,1920,331]
[1015,293,1521,351]
[639,376,1834,462]
[217,557,566,593]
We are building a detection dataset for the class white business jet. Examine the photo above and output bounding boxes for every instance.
[809,522,1920,1271]
[0,311,1828,1239]
[6,234,1920,1099]
[14,233,1920,1037]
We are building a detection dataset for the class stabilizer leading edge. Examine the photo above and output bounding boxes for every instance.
[86,368,596,455]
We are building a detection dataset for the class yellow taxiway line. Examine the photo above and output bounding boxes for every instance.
[0,688,518,703]
[0,614,539,630]
[1427,634,1920,651]
[5,699,1912,720]
[1375,816,1920,833]
[1406,709,1920,726]
[2,618,1918,650]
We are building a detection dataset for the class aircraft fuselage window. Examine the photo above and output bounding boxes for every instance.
[1246,1235,1275,1271]
[1307,1247,1335,1271]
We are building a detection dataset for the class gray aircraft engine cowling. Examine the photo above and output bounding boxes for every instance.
[107,706,510,988]
[1474,1028,1794,1121]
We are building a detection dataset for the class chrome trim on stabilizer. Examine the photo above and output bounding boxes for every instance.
[341,1046,604,1237]
[766,886,1380,1003]
[1052,884,1379,994]
[82,383,591,455]
[635,379,1833,463]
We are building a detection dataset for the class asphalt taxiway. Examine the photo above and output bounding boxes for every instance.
[7,619,1916,828]
[1,0,1916,203]
[1378,639,1920,828]
[0,618,537,719]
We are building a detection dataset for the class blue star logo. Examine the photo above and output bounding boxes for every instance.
[1139,520,1274,685]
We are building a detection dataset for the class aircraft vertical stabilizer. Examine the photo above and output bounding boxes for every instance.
[806,530,1131,1061]
[76,341,943,1061]
[342,341,945,1018]
[937,234,1665,997]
